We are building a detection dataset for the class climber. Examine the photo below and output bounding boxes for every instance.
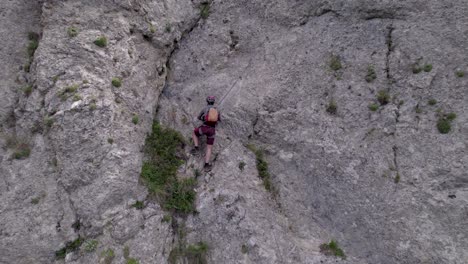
[191,96,221,172]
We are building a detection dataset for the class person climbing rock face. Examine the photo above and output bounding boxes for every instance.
[191,95,221,172]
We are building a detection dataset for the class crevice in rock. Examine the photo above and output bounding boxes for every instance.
[385,25,394,82]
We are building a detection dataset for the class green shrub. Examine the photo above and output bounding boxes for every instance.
[412,63,422,74]
[428,99,437,106]
[90,103,97,111]
[132,200,145,210]
[31,197,40,204]
[59,84,79,101]
[149,24,156,33]
[241,244,248,254]
[319,240,346,259]
[22,85,33,96]
[161,214,172,223]
[84,240,98,252]
[107,138,114,144]
[238,161,246,171]
[326,99,337,115]
[165,23,171,33]
[415,105,423,114]
[126,258,139,264]
[200,3,211,19]
[132,115,139,125]
[141,122,196,214]
[329,55,342,71]
[423,64,432,72]
[72,94,82,102]
[194,169,201,177]
[12,142,31,160]
[123,246,130,259]
[368,103,379,111]
[55,237,83,259]
[44,117,54,128]
[365,65,377,82]
[446,112,457,121]
[394,173,400,183]
[67,27,78,37]
[437,118,451,134]
[27,39,39,58]
[455,70,465,77]
[246,144,273,192]
[376,90,390,105]
[94,36,107,47]
[111,77,122,87]
[100,249,115,264]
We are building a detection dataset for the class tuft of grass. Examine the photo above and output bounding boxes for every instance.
[246,144,273,192]
[59,84,79,101]
[320,240,346,259]
[423,64,432,72]
[368,103,379,112]
[10,138,31,160]
[437,118,451,134]
[22,85,33,96]
[446,112,457,121]
[132,115,139,125]
[94,36,107,47]
[100,249,115,264]
[241,244,248,254]
[72,94,82,102]
[412,63,422,74]
[84,240,98,252]
[140,122,196,214]
[394,173,400,183]
[149,24,156,34]
[165,23,171,33]
[44,117,54,128]
[238,161,246,171]
[415,105,423,114]
[132,200,145,210]
[329,55,342,71]
[455,70,465,77]
[185,242,209,264]
[126,258,139,264]
[365,65,377,82]
[90,103,97,111]
[123,246,130,259]
[107,138,114,144]
[376,90,390,105]
[111,77,122,87]
[326,99,337,115]
[55,237,84,259]
[31,197,40,204]
[194,169,201,177]
[28,32,39,41]
[428,99,437,106]
[67,27,78,37]
[161,214,172,223]
[27,39,39,58]
[200,3,211,19]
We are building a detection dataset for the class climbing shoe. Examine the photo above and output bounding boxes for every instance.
[190,146,199,155]
[204,163,212,172]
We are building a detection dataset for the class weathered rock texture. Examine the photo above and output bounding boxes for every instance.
[1,0,467,263]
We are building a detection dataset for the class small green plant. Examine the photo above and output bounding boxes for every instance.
[44,117,54,128]
[24,62,31,72]
[415,105,423,114]
[241,244,248,254]
[149,24,156,34]
[246,144,273,192]
[428,99,437,106]
[90,103,97,111]
[107,138,114,144]
[55,237,84,259]
[423,64,432,72]
[194,169,201,177]
[10,139,31,160]
[132,115,139,125]
[412,63,422,74]
[67,27,78,37]
[368,103,379,111]
[123,246,130,259]
[126,258,139,264]
[398,100,404,106]
[320,240,346,259]
[455,70,465,77]
[365,65,377,82]
[200,3,211,19]
[238,161,246,171]
[164,178,197,213]
[100,248,115,264]
[111,77,122,87]
[165,23,171,33]
[329,55,342,71]
[437,118,451,134]
[186,242,209,263]
[161,214,172,223]
[27,38,39,58]
[31,197,40,204]
[394,173,400,183]
[326,99,337,115]
[376,90,390,105]
[84,240,98,252]
[23,85,33,96]
[59,84,79,101]
[132,200,145,210]
[446,112,457,121]
[72,94,82,102]
[94,36,107,47]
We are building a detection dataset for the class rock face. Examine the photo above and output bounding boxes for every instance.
[1,0,467,264]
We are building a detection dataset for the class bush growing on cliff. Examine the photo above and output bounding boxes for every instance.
[365,65,377,82]
[94,36,107,47]
[55,237,83,259]
[111,77,122,87]
[141,122,196,214]
[246,144,273,192]
[320,240,346,259]
[376,90,390,105]
[436,112,456,134]
[329,55,342,71]
[200,3,211,19]
[326,99,337,115]
[455,70,464,77]
[67,27,78,37]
